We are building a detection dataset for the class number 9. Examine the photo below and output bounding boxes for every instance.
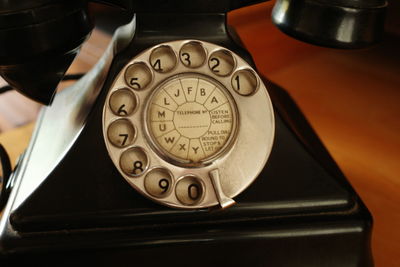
[159,178,170,193]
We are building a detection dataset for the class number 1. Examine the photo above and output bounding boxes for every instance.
[235,75,240,91]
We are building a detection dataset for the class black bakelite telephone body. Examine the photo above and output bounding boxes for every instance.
[0,0,386,265]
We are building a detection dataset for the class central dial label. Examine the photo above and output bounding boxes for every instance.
[147,75,236,164]
[174,102,211,138]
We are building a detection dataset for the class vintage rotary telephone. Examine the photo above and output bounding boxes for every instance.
[0,0,387,265]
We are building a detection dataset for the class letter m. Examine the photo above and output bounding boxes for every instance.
[158,111,166,118]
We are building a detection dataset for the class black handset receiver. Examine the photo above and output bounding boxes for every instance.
[0,0,387,265]
[0,0,386,105]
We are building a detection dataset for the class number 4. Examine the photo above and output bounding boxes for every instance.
[153,59,163,71]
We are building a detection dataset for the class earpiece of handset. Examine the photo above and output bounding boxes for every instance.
[0,0,93,105]
[272,0,387,49]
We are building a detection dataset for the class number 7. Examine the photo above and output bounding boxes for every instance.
[119,134,128,146]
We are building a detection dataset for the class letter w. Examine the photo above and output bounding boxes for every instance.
[164,137,175,144]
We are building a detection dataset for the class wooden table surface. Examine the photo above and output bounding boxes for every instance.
[0,3,399,266]
[230,3,400,266]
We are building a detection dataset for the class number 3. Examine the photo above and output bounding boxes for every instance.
[181,53,191,66]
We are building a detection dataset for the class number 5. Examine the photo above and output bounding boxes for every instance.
[130,77,141,89]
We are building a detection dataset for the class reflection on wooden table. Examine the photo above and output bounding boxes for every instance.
[230,3,400,267]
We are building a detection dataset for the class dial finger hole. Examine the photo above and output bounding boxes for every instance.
[208,50,235,76]
[124,63,152,90]
[109,89,137,116]
[232,69,258,96]
[120,147,149,177]
[150,45,176,73]
[180,42,206,68]
[107,119,136,148]
[175,175,204,206]
[144,168,174,198]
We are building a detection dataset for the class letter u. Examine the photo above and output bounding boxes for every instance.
[159,123,166,131]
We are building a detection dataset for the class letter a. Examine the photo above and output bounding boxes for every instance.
[211,96,218,104]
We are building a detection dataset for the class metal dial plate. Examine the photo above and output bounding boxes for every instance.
[102,40,275,209]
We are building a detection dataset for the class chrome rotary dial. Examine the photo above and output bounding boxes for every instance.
[103,40,275,209]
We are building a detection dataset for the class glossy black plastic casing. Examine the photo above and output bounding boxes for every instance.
[0,10,374,266]
[272,0,387,48]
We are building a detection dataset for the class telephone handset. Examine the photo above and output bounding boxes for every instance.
[103,40,274,208]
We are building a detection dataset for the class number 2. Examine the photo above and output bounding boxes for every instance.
[210,58,220,73]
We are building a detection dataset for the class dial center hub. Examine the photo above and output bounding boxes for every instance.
[147,75,236,163]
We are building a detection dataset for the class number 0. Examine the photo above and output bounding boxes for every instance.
[188,184,200,200]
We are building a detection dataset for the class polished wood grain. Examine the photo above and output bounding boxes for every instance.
[230,3,400,267]
[0,3,398,266]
